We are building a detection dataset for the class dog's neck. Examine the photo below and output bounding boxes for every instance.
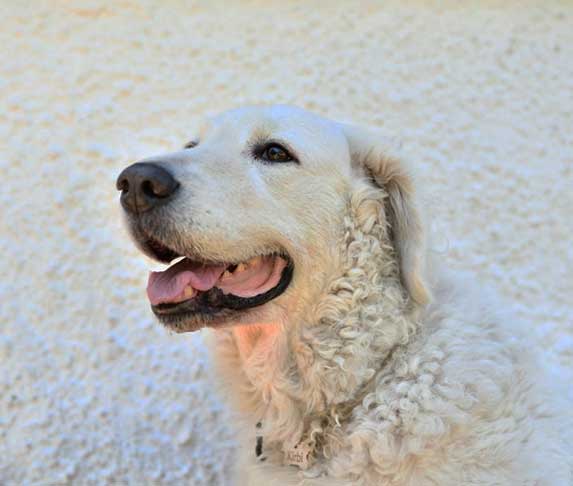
[212,184,421,456]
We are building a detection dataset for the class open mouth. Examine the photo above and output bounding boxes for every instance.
[141,236,293,331]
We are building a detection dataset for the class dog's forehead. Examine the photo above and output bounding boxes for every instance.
[202,105,346,147]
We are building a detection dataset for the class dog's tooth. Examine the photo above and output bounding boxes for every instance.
[235,263,248,273]
[222,270,233,279]
[249,256,263,267]
[183,286,196,299]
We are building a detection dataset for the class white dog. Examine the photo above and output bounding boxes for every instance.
[117,105,572,485]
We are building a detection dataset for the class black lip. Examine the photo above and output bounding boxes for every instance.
[145,235,180,263]
[151,259,294,329]
[135,231,181,263]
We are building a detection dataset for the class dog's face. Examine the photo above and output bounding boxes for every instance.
[117,106,359,332]
[117,105,429,332]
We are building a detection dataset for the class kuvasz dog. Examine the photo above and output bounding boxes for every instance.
[117,105,572,485]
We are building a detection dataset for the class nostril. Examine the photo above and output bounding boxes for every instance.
[141,178,175,198]
[117,177,129,193]
[142,179,158,198]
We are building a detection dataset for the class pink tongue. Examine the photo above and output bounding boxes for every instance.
[146,256,288,306]
[217,256,287,298]
[147,259,226,306]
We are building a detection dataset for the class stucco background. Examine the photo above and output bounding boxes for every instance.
[1,1,572,484]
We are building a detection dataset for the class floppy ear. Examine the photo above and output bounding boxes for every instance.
[342,124,431,307]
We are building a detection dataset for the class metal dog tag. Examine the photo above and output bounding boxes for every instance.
[284,440,314,470]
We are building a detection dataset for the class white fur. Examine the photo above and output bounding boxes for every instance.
[139,106,573,485]
[247,166,271,199]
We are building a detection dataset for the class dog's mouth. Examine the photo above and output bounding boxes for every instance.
[141,236,293,332]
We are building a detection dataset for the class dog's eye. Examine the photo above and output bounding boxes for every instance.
[258,143,296,164]
[184,140,198,149]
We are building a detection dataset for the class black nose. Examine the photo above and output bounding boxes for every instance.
[116,162,180,214]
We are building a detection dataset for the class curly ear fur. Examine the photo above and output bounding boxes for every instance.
[342,124,431,307]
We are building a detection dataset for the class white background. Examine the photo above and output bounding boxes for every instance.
[1,1,572,484]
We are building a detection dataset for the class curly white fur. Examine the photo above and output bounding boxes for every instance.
[127,105,571,485]
[203,111,572,485]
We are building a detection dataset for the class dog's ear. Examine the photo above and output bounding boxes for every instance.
[342,124,431,306]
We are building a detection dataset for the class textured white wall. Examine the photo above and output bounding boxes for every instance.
[2,1,572,484]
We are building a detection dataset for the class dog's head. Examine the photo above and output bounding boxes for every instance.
[117,105,430,332]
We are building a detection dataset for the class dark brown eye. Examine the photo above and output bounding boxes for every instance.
[259,143,296,163]
[184,140,198,149]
